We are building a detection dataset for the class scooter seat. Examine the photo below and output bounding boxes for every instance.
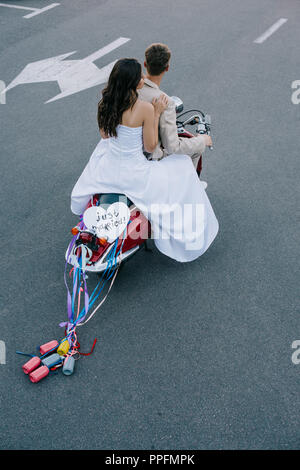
[97,193,133,208]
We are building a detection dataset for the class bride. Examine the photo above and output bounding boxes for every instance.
[71,58,219,262]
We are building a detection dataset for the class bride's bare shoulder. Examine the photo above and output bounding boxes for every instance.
[137,98,153,110]
[137,99,154,117]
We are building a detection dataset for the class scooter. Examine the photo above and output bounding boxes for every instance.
[65,97,213,273]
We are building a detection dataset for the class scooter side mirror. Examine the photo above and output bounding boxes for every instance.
[204,114,211,125]
[170,96,184,113]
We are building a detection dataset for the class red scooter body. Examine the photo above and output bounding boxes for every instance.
[67,193,151,272]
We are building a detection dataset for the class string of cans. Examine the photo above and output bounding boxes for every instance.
[17,220,128,383]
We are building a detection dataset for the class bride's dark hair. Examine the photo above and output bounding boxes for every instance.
[97,58,142,137]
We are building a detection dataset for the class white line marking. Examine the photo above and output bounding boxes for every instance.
[23,3,60,18]
[0,3,35,11]
[254,18,288,44]
[84,37,132,62]
[0,340,5,365]
[0,2,60,18]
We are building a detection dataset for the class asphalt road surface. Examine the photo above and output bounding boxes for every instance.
[0,0,299,450]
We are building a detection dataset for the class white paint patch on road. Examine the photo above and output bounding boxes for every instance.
[0,2,60,18]
[24,3,60,18]
[254,18,288,44]
[1,37,131,103]
[0,340,6,365]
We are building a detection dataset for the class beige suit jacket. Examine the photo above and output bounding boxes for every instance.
[138,78,206,160]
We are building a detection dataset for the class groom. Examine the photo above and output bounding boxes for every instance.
[138,43,211,171]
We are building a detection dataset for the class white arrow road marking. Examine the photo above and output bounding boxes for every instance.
[1,37,131,103]
[0,2,60,18]
[254,18,288,44]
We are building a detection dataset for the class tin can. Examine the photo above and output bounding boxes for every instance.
[39,340,59,356]
[41,353,62,369]
[22,356,41,375]
[57,339,70,356]
[62,356,75,376]
[29,365,49,383]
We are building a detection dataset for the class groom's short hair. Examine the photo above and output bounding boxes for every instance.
[145,43,171,76]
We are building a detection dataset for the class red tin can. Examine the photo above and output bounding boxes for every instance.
[22,356,41,375]
[39,340,59,356]
[29,365,49,383]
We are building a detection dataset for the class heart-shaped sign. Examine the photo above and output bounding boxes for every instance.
[83,202,130,243]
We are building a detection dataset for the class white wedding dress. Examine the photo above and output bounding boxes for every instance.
[71,124,219,262]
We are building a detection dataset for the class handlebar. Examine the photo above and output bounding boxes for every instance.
[177,110,213,151]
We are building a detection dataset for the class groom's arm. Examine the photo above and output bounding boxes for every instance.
[160,99,206,156]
